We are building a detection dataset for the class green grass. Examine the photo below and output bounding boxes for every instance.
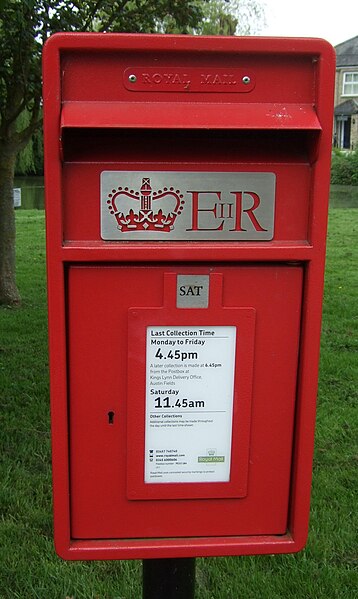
[0,208,357,598]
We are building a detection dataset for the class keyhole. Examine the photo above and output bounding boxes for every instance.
[108,411,115,425]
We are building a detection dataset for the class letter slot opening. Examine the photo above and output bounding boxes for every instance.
[61,128,320,165]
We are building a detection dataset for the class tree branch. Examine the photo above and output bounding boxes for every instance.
[10,101,41,152]
[80,0,106,31]
[4,98,28,130]
[98,0,130,32]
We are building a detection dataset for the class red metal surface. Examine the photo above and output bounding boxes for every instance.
[43,33,335,560]
[68,265,302,540]
[62,160,312,244]
[61,101,320,130]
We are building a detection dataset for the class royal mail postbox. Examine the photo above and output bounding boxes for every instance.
[43,34,335,560]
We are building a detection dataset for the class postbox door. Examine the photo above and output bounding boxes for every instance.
[68,263,302,539]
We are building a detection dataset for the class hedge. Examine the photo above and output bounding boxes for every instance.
[331,149,358,185]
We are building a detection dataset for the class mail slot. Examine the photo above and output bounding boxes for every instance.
[43,33,335,560]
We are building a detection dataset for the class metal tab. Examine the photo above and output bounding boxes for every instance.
[101,171,276,241]
[176,275,209,308]
[124,67,255,93]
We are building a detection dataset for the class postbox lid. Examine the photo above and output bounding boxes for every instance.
[61,100,321,131]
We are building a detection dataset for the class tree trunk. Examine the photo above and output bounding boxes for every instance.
[0,145,21,305]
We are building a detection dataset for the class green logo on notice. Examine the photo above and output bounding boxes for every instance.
[198,456,225,463]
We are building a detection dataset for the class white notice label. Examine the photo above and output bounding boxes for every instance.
[145,326,236,484]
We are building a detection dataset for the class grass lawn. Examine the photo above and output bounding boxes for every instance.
[0,208,357,598]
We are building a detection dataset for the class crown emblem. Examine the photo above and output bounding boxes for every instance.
[106,178,185,232]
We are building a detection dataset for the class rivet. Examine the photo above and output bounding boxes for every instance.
[242,76,251,85]
[128,74,137,83]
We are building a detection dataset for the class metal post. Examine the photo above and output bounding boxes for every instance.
[142,558,196,599]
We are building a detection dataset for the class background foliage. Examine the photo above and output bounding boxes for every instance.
[331,149,358,185]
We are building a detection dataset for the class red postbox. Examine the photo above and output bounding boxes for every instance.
[43,33,335,560]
